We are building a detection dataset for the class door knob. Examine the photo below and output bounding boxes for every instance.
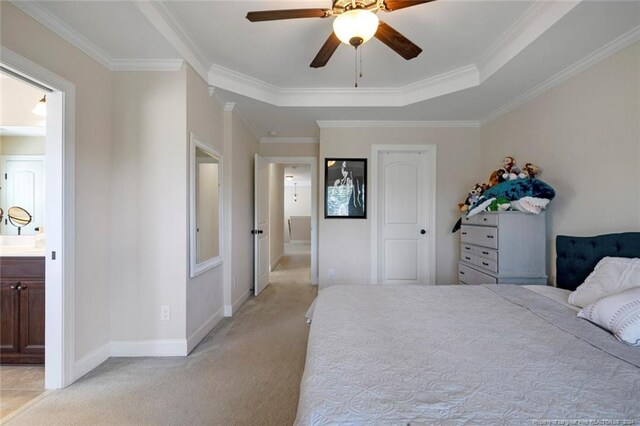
[258,230,264,234]
[420,229,426,235]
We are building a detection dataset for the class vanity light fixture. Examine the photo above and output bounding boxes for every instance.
[32,95,47,117]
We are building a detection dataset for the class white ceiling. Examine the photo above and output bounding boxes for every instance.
[284,164,311,186]
[0,73,47,135]
[14,0,640,140]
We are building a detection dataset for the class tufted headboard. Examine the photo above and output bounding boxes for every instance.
[556,232,640,291]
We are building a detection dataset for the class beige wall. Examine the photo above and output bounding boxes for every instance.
[110,69,187,342]
[318,127,481,288]
[269,163,285,269]
[0,136,45,155]
[1,2,113,360]
[231,113,259,304]
[259,142,318,158]
[481,42,640,284]
[185,65,225,340]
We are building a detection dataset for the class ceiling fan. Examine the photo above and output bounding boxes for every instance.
[246,0,435,68]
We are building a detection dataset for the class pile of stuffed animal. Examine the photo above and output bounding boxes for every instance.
[454,156,555,232]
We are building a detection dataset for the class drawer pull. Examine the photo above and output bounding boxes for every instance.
[465,256,471,260]
[482,251,489,255]
[482,261,489,266]
[462,232,467,235]
[465,246,471,250]
[486,235,494,239]
[460,271,465,275]
[483,218,488,222]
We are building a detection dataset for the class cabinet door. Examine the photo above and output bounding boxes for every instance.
[0,281,20,355]
[19,280,45,357]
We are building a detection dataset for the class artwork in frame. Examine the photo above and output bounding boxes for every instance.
[324,158,367,218]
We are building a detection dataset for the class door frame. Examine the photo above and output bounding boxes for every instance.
[1,47,76,389]
[370,145,437,285]
[264,156,318,285]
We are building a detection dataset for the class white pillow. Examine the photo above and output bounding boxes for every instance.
[568,257,640,308]
[578,287,640,346]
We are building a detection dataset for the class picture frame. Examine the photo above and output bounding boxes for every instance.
[324,158,367,219]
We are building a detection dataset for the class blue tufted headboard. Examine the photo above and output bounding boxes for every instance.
[556,232,640,291]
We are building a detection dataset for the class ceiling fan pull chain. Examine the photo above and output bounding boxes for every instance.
[354,46,359,88]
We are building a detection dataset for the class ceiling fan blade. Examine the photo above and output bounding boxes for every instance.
[383,0,436,12]
[246,9,329,22]
[375,22,422,60]
[310,32,341,68]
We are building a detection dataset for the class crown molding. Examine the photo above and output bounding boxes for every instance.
[480,25,640,126]
[260,137,319,144]
[476,0,581,82]
[316,120,481,129]
[11,1,113,70]
[135,1,210,81]
[209,63,479,107]
[224,102,236,112]
[12,1,187,73]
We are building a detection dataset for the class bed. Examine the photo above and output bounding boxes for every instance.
[295,233,640,425]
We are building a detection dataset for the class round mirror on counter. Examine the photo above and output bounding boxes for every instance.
[8,206,32,235]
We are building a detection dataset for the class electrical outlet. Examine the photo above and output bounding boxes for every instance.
[160,305,171,321]
[328,269,335,278]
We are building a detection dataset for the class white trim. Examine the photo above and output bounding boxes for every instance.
[223,102,236,112]
[224,288,251,318]
[189,133,224,278]
[1,47,76,389]
[186,307,224,354]
[264,156,319,285]
[260,137,319,144]
[11,1,112,69]
[110,340,188,357]
[270,253,283,272]
[10,1,185,73]
[135,1,210,81]
[370,145,437,286]
[480,24,640,126]
[316,120,480,129]
[477,0,581,82]
[74,342,110,381]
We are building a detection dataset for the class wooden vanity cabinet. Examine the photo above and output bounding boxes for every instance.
[0,257,45,364]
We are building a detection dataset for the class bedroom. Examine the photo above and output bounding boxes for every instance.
[0,0,638,424]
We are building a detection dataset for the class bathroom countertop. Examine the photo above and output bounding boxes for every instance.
[0,246,46,257]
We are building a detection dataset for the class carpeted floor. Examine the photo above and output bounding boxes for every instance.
[6,247,316,426]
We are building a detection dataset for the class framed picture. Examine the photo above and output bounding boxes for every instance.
[324,158,367,219]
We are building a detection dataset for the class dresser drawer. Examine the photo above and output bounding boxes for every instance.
[460,225,499,249]
[461,243,475,257]
[475,257,498,273]
[462,215,478,225]
[458,263,497,285]
[476,247,498,262]
[461,253,476,264]
[476,213,499,226]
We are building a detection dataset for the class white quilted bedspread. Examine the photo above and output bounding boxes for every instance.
[295,285,640,425]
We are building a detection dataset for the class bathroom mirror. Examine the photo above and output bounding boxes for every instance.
[190,134,222,277]
[8,206,32,235]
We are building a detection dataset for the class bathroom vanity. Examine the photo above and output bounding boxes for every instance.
[0,251,45,364]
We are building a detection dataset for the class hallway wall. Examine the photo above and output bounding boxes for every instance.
[269,163,285,270]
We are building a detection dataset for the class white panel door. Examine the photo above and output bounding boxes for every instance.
[378,151,432,285]
[254,154,270,295]
[1,157,45,235]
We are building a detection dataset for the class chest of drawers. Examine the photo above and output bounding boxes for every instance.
[458,211,547,285]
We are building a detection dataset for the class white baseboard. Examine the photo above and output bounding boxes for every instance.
[110,339,188,357]
[224,288,251,317]
[270,253,283,271]
[186,307,224,354]
[74,342,111,381]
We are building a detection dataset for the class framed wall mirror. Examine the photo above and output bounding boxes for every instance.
[190,133,223,277]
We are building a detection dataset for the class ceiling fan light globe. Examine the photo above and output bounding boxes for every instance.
[333,9,379,46]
